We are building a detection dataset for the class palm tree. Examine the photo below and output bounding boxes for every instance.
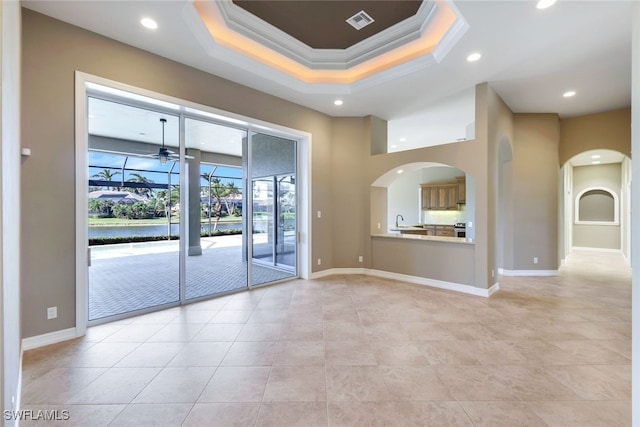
[222,181,241,217]
[92,168,121,190]
[127,173,154,198]
[201,174,233,232]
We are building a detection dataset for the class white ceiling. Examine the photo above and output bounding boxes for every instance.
[88,96,246,156]
[569,149,626,167]
[24,0,633,152]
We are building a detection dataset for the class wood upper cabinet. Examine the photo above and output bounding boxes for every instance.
[456,176,466,204]
[421,182,458,210]
[421,186,439,210]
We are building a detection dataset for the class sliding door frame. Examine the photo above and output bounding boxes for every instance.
[75,71,311,335]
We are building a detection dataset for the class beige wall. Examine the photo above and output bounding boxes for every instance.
[20,10,334,337]
[371,238,475,285]
[485,84,515,282]
[2,0,22,420]
[331,117,367,268]
[512,114,560,270]
[560,108,631,165]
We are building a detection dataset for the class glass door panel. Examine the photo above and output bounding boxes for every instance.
[250,132,297,286]
[87,98,180,321]
[276,175,296,269]
[183,117,248,300]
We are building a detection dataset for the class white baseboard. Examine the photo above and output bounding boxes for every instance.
[488,282,500,296]
[22,327,78,351]
[571,246,621,253]
[310,268,366,279]
[311,267,496,298]
[500,269,559,277]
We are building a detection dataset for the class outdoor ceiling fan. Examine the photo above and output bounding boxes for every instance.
[149,118,194,164]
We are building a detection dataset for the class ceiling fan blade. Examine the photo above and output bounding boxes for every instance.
[167,153,195,160]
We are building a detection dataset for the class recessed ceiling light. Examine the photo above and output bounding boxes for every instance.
[390,144,397,148]
[397,169,404,174]
[536,0,557,9]
[141,18,158,30]
[591,154,601,159]
[399,137,407,142]
[467,52,481,62]
[334,99,343,106]
[563,90,576,98]
[592,161,601,165]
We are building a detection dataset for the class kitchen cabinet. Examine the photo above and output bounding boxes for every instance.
[435,225,454,237]
[456,176,466,204]
[421,182,458,210]
[422,225,436,236]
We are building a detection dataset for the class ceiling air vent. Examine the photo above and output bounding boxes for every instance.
[346,10,375,30]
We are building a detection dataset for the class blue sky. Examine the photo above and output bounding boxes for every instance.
[89,151,242,189]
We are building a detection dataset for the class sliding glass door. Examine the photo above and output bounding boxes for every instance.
[85,85,298,324]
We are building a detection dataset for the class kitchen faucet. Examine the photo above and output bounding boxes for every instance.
[395,214,404,228]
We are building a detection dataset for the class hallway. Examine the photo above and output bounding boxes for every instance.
[21,249,630,426]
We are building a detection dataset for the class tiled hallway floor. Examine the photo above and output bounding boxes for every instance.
[21,250,631,426]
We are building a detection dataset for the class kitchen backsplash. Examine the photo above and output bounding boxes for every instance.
[422,206,466,225]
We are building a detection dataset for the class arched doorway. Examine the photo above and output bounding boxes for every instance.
[561,149,631,262]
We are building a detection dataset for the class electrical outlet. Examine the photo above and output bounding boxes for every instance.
[47,306,57,320]
[533,257,538,264]
[491,269,494,278]
[377,223,381,229]
[317,258,322,266]
[358,256,363,262]
[468,221,473,227]
[317,210,322,219]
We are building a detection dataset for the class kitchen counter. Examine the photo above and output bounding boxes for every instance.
[390,223,461,238]
[372,232,474,245]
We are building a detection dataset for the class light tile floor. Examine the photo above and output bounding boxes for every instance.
[21,249,631,426]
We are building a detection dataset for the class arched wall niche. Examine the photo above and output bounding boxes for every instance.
[574,186,619,225]
[370,161,475,239]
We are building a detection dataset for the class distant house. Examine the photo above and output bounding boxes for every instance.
[88,190,148,204]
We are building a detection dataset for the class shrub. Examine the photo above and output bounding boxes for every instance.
[88,229,243,246]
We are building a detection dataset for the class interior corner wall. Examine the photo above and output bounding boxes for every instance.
[2,0,22,421]
[512,114,560,271]
[559,107,631,165]
[20,9,335,338]
[331,117,368,268]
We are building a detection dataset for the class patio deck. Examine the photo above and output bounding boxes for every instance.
[89,235,295,320]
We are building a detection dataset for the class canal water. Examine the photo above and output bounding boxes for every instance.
[89,222,243,238]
